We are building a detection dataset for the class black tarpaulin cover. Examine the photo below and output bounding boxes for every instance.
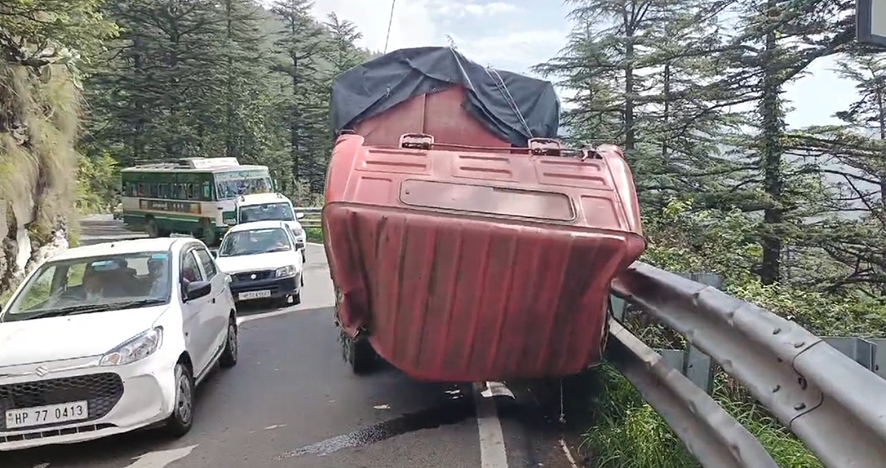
[330,46,560,147]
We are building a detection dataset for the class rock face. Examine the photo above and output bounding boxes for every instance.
[0,57,80,295]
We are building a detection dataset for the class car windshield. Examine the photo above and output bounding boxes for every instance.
[238,202,294,222]
[218,228,293,257]
[1,251,173,323]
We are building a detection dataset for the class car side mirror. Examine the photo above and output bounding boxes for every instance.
[184,281,212,301]
[295,212,305,220]
[209,249,218,258]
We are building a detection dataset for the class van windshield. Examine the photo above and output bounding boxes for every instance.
[238,202,294,223]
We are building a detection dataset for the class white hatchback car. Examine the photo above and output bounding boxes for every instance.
[0,238,238,451]
[214,220,304,307]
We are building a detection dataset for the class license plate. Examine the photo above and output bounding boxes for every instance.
[239,290,271,300]
[6,401,89,429]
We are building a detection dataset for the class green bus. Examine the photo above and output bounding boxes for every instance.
[120,157,274,246]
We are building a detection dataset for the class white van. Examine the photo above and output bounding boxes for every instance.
[234,193,307,261]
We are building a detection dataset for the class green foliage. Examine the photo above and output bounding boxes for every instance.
[305,227,323,243]
[0,0,116,294]
[0,0,118,62]
[535,0,882,464]
[75,153,119,214]
[81,0,371,195]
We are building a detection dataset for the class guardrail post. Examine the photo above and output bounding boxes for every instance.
[823,337,877,372]
[869,339,886,378]
[681,273,721,395]
[610,296,628,321]
[644,273,722,394]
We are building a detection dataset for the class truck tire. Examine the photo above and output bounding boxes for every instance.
[341,331,376,375]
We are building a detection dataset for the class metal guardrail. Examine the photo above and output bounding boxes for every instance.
[297,207,322,228]
[291,207,886,466]
[611,262,886,468]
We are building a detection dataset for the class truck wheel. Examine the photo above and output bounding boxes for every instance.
[341,331,376,375]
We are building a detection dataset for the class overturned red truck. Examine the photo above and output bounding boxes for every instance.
[322,47,646,382]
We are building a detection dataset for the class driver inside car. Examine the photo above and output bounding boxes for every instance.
[147,257,168,297]
[82,269,105,302]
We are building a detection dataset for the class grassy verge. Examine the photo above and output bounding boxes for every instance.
[581,364,821,468]
[305,227,323,243]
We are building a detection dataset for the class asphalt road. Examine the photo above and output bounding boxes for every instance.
[0,216,583,468]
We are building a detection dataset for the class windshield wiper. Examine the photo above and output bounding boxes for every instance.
[223,250,262,257]
[16,304,116,321]
[103,298,166,310]
[10,299,167,322]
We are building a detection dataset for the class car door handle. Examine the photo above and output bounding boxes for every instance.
[212,298,216,303]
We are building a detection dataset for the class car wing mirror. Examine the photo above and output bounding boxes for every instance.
[184,280,212,301]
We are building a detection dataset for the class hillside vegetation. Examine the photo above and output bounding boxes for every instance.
[0,0,368,296]
[534,0,885,465]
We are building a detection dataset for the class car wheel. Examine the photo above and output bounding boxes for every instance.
[220,316,239,369]
[164,362,195,437]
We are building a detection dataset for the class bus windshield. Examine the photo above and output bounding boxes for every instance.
[215,177,272,200]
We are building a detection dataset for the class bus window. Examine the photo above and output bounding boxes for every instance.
[202,182,212,200]
[148,183,159,198]
[159,183,170,199]
[137,183,145,197]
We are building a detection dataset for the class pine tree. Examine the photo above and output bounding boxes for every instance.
[269,0,328,184]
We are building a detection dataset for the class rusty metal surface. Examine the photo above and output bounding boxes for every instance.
[612,262,886,467]
[323,104,647,382]
[323,204,622,382]
[607,319,779,468]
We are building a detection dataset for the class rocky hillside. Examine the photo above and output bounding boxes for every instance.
[0,1,116,296]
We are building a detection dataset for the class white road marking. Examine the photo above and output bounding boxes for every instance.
[559,438,579,468]
[481,381,515,399]
[125,445,197,468]
[238,307,303,324]
[473,382,509,468]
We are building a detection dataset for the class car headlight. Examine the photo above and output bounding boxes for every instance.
[275,265,296,277]
[292,228,305,237]
[99,327,163,366]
